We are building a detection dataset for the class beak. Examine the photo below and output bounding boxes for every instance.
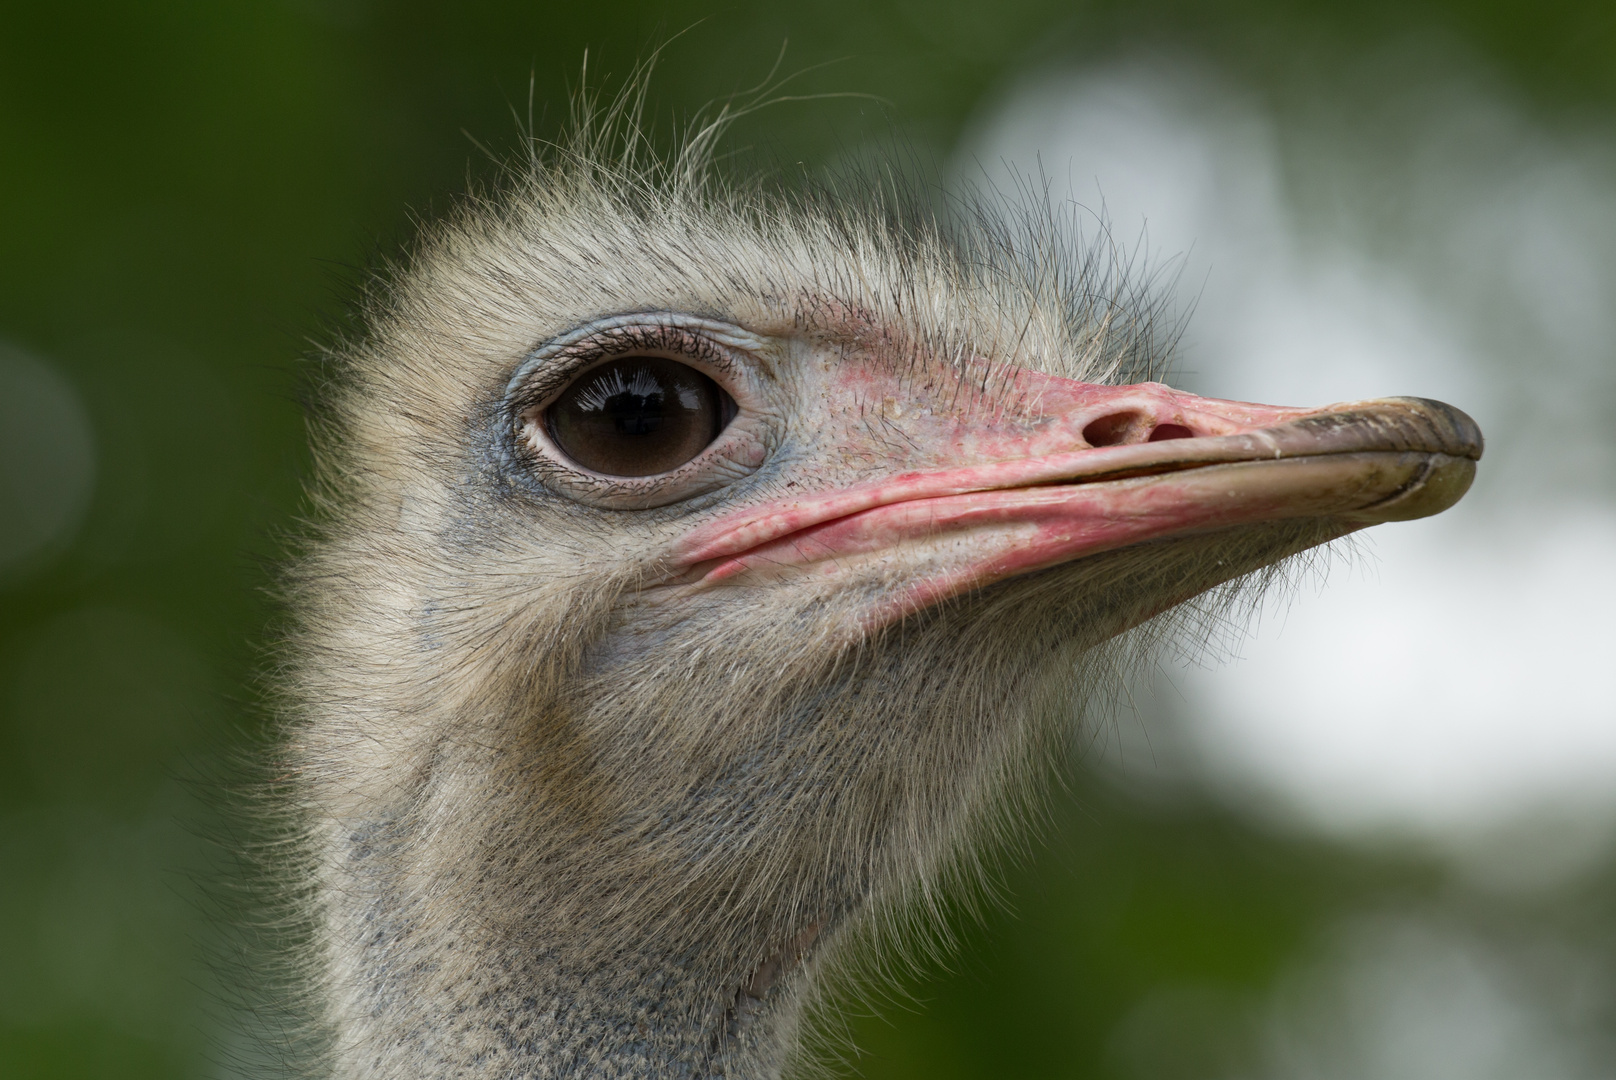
[672,372,1483,627]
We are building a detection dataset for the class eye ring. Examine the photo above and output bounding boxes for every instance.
[542,354,738,478]
[504,314,777,510]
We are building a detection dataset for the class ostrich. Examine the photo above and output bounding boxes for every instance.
[283,95,1481,1080]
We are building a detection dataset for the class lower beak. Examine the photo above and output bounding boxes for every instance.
[674,382,1483,626]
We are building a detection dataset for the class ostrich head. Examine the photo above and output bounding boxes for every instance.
[286,99,1481,1079]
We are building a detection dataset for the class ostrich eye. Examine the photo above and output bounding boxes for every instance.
[545,356,736,477]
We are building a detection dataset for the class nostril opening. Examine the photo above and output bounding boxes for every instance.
[1148,423,1194,442]
[1083,412,1145,448]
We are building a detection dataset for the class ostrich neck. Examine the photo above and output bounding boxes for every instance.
[323,810,831,1079]
[324,844,824,1077]
[317,684,855,1080]
[311,601,991,1078]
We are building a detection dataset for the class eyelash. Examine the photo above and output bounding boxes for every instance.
[510,324,740,420]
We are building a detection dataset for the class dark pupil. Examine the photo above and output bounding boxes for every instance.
[546,356,732,477]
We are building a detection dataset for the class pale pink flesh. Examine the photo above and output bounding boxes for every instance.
[669,368,1477,626]
[679,375,1312,563]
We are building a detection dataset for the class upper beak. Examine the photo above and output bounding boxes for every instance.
[672,372,1483,627]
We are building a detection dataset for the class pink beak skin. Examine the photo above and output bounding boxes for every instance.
[672,367,1483,629]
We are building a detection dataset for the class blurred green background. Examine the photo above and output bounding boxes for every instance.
[4,1,1616,1077]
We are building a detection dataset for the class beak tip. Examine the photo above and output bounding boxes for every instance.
[1343,453,1478,524]
[1387,396,1485,461]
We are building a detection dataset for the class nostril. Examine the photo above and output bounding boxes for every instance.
[1082,412,1146,447]
[1148,423,1194,442]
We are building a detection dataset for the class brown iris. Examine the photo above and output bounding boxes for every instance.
[545,356,734,477]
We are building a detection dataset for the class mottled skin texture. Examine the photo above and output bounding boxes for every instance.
[283,113,1479,1079]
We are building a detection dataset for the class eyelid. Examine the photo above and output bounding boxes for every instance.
[504,313,768,417]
